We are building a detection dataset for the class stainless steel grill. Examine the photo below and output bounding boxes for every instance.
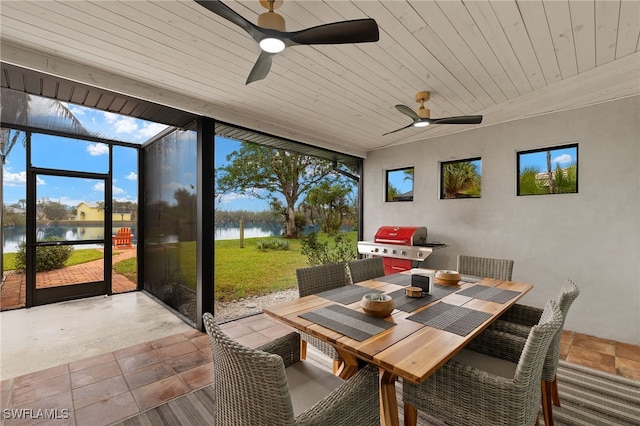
[357,226,446,275]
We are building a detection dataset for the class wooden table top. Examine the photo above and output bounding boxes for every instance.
[263,272,533,384]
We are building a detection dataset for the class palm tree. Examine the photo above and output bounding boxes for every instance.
[442,161,481,198]
[1,91,88,274]
[552,162,577,193]
[518,166,546,195]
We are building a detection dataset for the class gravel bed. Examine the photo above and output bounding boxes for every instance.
[214,288,299,321]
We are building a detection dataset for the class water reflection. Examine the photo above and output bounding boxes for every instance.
[3,223,341,252]
[2,225,137,253]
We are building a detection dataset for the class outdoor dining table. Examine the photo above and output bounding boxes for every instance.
[263,270,533,426]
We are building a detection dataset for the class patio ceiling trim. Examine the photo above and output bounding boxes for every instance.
[1,62,197,130]
[1,62,360,169]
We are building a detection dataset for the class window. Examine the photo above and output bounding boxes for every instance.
[386,167,414,202]
[440,158,481,199]
[517,144,578,196]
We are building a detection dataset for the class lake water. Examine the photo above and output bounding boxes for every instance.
[2,223,298,253]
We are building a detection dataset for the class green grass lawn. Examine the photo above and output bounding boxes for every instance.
[3,232,358,303]
[113,257,137,282]
[213,237,310,301]
[3,248,104,271]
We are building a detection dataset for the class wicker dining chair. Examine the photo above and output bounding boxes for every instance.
[347,257,385,284]
[203,313,379,426]
[457,254,515,280]
[296,263,349,373]
[403,300,563,426]
[487,279,580,426]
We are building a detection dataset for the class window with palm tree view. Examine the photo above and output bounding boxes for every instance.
[517,144,578,196]
[386,167,414,202]
[440,158,481,199]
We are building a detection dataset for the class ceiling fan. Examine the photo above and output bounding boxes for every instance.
[195,0,379,84]
[383,91,483,136]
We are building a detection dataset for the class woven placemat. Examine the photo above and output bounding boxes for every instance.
[386,285,459,312]
[300,304,396,342]
[373,273,411,286]
[316,285,382,305]
[456,285,520,304]
[407,302,492,336]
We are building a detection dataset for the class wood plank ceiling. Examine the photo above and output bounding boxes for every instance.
[1,1,638,158]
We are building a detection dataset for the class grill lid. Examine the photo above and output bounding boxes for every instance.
[374,226,427,246]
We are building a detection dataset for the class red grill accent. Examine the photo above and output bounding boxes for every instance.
[374,226,427,246]
[359,226,432,275]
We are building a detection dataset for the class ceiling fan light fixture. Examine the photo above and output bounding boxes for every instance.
[259,37,285,53]
[414,121,429,127]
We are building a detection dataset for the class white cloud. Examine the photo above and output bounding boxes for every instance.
[216,192,261,204]
[115,117,139,134]
[163,182,188,192]
[2,168,46,187]
[3,168,26,186]
[114,195,135,202]
[91,181,125,195]
[57,196,86,207]
[102,111,119,124]
[66,104,86,117]
[553,154,573,164]
[102,112,138,134]
[126,171,138,181]
[139,122,168,137]
[87,143,109,156]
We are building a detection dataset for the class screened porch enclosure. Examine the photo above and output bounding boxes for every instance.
[1,64,362,330]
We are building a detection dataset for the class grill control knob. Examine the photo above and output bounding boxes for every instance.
[401,250,407,255]
[392,249,397,255]
[383,248,388,253]
[374,248,379,253]
[418,252,423,257]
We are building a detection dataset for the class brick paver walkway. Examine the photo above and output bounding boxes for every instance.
[0,248,137,311]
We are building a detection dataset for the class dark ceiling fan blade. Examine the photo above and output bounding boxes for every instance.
[395,104,421,121]
[195,0,263,41]
[382,123,415,136]
[430,115,483,125]
[246,51,275,84]
[286,19,379,46]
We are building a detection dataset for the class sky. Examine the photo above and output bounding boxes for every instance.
[387,168,414,194]
[518,146,577,173]
[2,102,157,208]
[2,95,355,213]
[214,137,274,212]
[4,99,299,212]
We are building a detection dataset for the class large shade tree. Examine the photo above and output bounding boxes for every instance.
[216,142,333,238]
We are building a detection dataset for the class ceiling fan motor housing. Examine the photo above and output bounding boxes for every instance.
[416,91,431,118]
[417,107,430,119]
[415,91,430,103]
[258,12,285,31]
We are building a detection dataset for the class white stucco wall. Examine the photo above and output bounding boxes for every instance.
[362,95,640,345]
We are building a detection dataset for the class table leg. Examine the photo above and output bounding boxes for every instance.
[335,349,359,379]
[380,369,399,426]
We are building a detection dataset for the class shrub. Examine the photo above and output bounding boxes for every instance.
[15,237,74,272]
[256,238,290,252]
[300,232,357,266]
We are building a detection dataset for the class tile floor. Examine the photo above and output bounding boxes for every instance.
[1,312,639,426]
